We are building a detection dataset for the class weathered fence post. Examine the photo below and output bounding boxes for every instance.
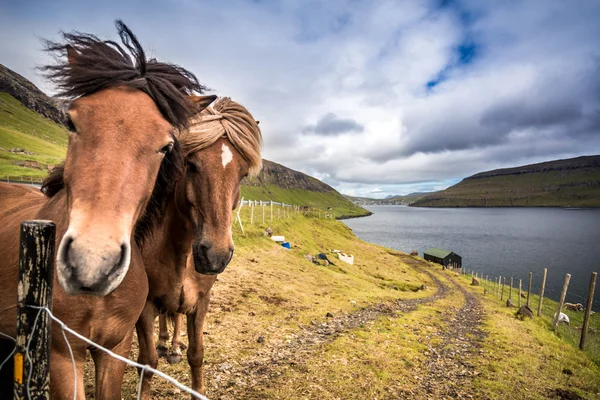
[537,268,548,317]
[553,274,571,331]
[14,220,55,400]
[518,279,522,308]
[501,277,505,301]
[579,272,597,350]
[526,272,533,308]
[250,201,255,225]
[270,201,273,221]
[509,277,513,301]
[262,202,265,224]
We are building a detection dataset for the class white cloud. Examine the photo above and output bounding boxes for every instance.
[2,0,600,198]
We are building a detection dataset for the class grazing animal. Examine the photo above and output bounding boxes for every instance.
[0,21,209,399]
[554,312,570,325]
[136,97,262,397]
[564,302,584,311]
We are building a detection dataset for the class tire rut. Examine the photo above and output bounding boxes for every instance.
[206,258,450,399]
[408,274,487,400]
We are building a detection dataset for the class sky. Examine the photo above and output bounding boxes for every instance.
[2,0,600,198]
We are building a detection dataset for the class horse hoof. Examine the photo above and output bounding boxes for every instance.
[167,353,183,364]
[156,345,168,358]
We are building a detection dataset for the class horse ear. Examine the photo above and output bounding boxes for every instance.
[188,95,217,113]
[256,120,260,125]
[66,45,79,64]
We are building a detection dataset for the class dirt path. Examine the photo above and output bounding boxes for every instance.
[205,259,453,399]
[410,275,487,399]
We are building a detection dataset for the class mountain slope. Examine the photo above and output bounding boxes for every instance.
[412,155,600,207]
[242,160,371,218]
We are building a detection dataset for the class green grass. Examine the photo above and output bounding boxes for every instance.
[241,184,371,218]
[0,92,68,180]
[456,272,600,399]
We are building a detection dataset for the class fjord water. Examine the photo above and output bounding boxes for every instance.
[343,206,600,308]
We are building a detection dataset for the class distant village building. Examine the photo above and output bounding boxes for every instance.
[423,248,462,269]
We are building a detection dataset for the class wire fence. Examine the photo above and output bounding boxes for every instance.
[0,221,211,400]
[454,265,598,352]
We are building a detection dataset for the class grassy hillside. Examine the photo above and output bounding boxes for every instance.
[412,156,600,207]
[105,212,600,399]
[242,184,370,218]
[0,92,67,180]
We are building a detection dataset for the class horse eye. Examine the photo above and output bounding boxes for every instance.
[65,118,76,132]
[159,142,174,155]
[187,161,198,173]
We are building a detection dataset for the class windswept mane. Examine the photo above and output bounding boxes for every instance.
[181,97,263,176]
[40,20,197,243]
[40,20,205,129]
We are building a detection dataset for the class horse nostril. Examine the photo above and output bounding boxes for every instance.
[61,236,74,264]
[118,243,127,266]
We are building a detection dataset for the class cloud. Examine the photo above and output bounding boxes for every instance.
[303,112,364,136]
[2,0,600,198]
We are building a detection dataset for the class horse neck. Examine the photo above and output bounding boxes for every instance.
[148,183,195,271]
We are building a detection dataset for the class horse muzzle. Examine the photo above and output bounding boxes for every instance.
[56,232,131,296]
[192,241,234,275]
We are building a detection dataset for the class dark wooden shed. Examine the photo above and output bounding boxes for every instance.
[423,248,462,269]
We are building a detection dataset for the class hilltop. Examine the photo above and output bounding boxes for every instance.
[412,155,600,207]
[242,160,371,218]
[0,64,369,217]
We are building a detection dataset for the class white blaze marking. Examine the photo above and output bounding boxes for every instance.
[221,143,233,168]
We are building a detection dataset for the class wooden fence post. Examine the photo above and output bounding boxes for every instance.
[553,274,571,331]
[501,277,505,301]
[498,276,502,298]
[270,201,273,221]
[537,268,548,317]
[250,201,255,225]
[509,277,513,301]
[580,272,597,350]
[526,272,533,308]
[14,220,55,400]
[262,202,265,224]
[518,279,522,308]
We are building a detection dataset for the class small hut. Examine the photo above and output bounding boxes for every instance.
[423,248,462,269]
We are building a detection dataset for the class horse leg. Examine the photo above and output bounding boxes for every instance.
[187,294,211,395]
[135,302,159,400]
[92,329,134,400]
[167,313,184,364]
[50,345,86,400]
[156,313,169,358]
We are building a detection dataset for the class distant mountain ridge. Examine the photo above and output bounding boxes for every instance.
[412,155,600,208]
[345,192,435,206]
[0,64,64,125]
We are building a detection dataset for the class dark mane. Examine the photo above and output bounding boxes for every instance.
[40,20,199,243]
[41,142,184,245]
[40,20,206,129]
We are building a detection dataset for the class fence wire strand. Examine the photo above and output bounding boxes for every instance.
[27,306,210,400]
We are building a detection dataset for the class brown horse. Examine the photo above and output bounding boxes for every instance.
[0,21,212,399]
[136,97,262,397]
